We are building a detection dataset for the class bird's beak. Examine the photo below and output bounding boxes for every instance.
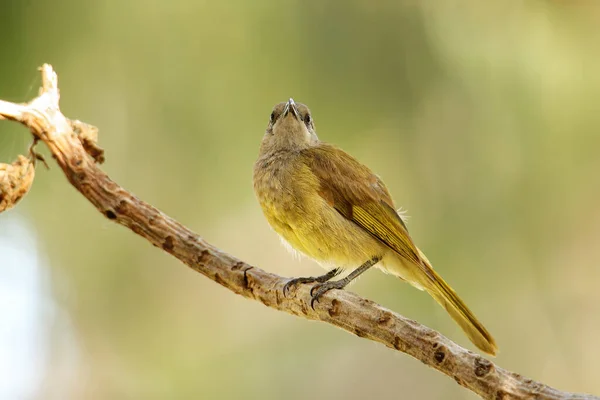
[283,98,299,120]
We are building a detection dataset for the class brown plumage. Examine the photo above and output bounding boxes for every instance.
[253,99,498,355]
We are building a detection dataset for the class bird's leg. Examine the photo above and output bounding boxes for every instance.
[283,268,341,296]
[310,255,382,309]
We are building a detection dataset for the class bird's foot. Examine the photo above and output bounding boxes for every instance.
[283,276,320,297]
[310,278,350,309]
[283,268,340,297]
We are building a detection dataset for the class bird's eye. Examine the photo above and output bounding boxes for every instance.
[304,113,312,125]
[270,112,275,123]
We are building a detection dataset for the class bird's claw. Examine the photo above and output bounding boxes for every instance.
[283,276,317,297]
[310,280,347,310]
[283,268,341,298]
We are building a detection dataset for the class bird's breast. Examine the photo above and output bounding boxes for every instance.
[253,156,383,270]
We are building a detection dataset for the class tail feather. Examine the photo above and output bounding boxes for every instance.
[424,267,498,356]
[389,249,498,355]
[383,250,498,355]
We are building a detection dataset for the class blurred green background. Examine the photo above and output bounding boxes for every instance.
[1,1,600,399]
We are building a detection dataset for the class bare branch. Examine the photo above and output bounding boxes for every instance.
[0,64,596,400]
[0,155,35,211]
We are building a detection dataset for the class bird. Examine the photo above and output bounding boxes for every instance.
[252,98,498,356]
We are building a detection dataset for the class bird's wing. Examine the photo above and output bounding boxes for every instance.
[302,144,432,278]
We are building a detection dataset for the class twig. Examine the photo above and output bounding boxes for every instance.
[0,64,596,400]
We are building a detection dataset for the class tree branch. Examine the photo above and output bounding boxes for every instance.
[0,65,595,400]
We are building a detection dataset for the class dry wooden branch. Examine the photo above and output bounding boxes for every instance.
[0,65,596,400]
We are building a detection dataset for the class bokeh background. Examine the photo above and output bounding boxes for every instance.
[1,1,600,399]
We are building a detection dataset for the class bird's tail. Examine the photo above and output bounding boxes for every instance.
[385,250,498,356]
[422,266,498,356]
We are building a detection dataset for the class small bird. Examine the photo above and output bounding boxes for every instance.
[253,99,498,356]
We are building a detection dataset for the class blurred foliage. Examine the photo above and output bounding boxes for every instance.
[1,0,600,399]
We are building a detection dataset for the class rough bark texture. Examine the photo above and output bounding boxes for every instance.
[0,65,596,400]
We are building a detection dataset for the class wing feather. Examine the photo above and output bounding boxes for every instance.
[302,144,433,279]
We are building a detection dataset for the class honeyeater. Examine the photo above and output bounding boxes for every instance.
[253,99,497,356]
